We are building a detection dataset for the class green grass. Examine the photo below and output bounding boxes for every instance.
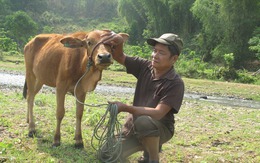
[1,56,260,162]
[0,55,24,72]
[183,78,260,101]
[0,89,260,162]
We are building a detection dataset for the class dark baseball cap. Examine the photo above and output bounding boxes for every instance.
[147,33,183,55]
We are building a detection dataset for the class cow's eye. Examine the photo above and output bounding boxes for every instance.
[86,40,92,46]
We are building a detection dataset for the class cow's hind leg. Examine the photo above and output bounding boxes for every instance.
[26,77,43,137]
[74,93,86,148]
[53,87,66,147]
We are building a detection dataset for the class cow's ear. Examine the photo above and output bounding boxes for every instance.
[60,37,86,48]
[118,33,129,42]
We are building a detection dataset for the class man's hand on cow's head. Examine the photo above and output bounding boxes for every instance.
[103,33,129,59]
[103,33,129,47]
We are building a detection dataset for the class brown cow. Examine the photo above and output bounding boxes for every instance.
[23,30,128,147]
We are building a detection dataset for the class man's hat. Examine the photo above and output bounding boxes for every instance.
[147,33,183,55]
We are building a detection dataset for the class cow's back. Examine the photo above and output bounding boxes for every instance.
[24,33,87,87]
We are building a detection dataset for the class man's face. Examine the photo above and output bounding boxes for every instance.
[151,43,178,70]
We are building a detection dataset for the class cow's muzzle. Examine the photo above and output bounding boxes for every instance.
[98,53,112,64]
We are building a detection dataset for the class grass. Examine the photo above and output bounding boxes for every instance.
[0,55,24,72]
[183,78,260,101]
[0,90,260,162]
[1,55,260,162]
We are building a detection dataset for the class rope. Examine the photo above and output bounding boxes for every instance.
[74,64,123,162]
[73,31,115,108]
[91,103,123,163]
[73,60,107,107]
[73,32,123,162]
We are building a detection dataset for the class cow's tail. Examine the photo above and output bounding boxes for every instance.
[23,80,27,99]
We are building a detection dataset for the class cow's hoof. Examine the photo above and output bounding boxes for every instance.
[28,131,36,137]
[75,143,84,149]
[52,142,61,148]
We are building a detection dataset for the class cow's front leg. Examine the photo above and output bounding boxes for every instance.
[53,88,66,147]
[74,93,86,148]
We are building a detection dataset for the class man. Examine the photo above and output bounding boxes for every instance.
[105,33,184,163]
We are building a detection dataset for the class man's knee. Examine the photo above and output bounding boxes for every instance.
[134,116,157,130]
[134,116,160,139]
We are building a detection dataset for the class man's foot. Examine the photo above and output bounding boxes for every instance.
[137,150,149,163]
[137,155,149,163]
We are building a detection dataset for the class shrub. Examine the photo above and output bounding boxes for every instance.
[215,67,238,81]
[176,51,213,79]
[248,27,260,60]
[0,28,18,52]
[124,44,151,59]
[235,70,257,84]
[0,50,3,60]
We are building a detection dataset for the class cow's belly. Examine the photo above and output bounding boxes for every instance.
[33,58,60,87]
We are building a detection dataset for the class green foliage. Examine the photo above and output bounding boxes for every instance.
[0,142,13,155]
[215,67,238,81]
[175,51,259,84]
[0,28,18,52]
[167,0,198,38]
[4,11,38,50]
[118,0,197,44]
[124,44,151,59]
[191,0,260,68]
[0,50,3,60]
[236,69,257,84]
[0,0,259,83]
[42,26,55,33]
[39,11,66,26]
[223,53,234,68]
[118,0,147,44]
[191,0,226,62]
[248,27,260,60]
[176,51,214,79]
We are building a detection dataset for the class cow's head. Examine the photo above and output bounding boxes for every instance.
[60,30,128,70]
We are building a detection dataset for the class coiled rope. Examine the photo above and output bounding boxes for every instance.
[91,103,123,162]
[72,32,123,162]
[74,61,123,162]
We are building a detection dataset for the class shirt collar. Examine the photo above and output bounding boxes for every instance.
[149,64,176,80]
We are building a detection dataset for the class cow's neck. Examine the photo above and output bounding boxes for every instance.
[81,66,102,93]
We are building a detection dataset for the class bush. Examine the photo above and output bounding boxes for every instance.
[235,70,257,84]
[215,67,238,81]
[0,28,18,52]
[0,50,3,60]
[248,27,260,60]
[176,51,213,79]
[124,44,151,59]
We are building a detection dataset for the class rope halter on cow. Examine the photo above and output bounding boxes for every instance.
[74,30,116,107]
[73,31,123,162]
[88,30,116,65]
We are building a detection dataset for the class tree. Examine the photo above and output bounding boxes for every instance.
[167,0,198,39]
[249,27,260,60]
[218,0,260,68]
[0,28,17,52]
[8,0,47,14]
[4,11,38,50]
[191,0,224,61]
[118,0,198,45]
[118,0,147,44]
[191,0,260,68]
